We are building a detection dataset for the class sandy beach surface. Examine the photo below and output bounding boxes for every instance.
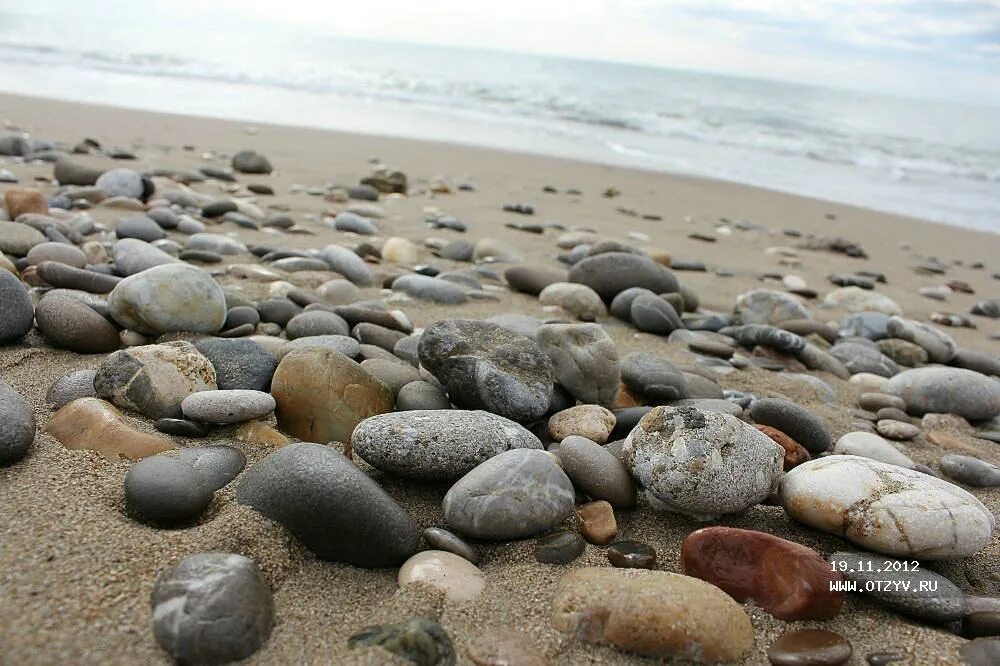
[0,92,998,665]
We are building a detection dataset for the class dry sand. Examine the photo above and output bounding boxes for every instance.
[0,92,997,665]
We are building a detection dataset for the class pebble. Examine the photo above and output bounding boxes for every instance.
[755,424,811,469]
[193,338,276,391]
[568,251,678,303]
[397,550,485,603]
[607,540,657,569]
[108,263,227,335]
[0,268,34,343]
[750,397,831,453]
[285,311,349,339]
[348,618,454,665]
[577,500,617,544]
[25,241,87,267]
[270,348,392,444]
[125,455,214,524]
[94,341,217,419]
[840,312,890,339]
[418,319,553,423]
[938,454,1000,486]
[723,323,806,351]
[392,274,468,304]
[828,551,965,621]
[395,381,450,410]
[359,358,420,395]
[876,419,920,440]
[185,232,246,255]
[535,322,620,407]
[620,352,688,402]
[780,455,995,559]
[113,238,179,276]
[504,265,566,295]
[279,334,361,359]
[466,629,546,666]
[46,397,174,459]
[237,442,420,566]
[625,406,783,519]
[953,348,1000,377]
[767,629,852,666]
[548,405,615,443]
[551,567,753,661]
[830,341,900,377]
[115,214,166,242]
[735,289,811,325]
[180,389,275,423]
[151,553,273,665]
[834,431,914,468]
[381,236,419,264]
[175,445,246,490]
[886,367,1000,420]
[0,221,46,256]
[443,448,574,540]
[535,531,586,564]
[34,292,120,353]
[556,435,636,508]
[876,338,929,367]
[886,315,957,363]
[352,409,541,481]
[538,282,606,321]
[317,278,360,304]
[630,293,683,333]
[46,369,97,409]
[231,149,272,173]
[35,261,121,293]
[0,379,35,463]
[422,527,479,564]
[95,168,146,199]
[320,244,373,286]
[824,286,902,315]
[682,527,844,620]
[859,392,907,412]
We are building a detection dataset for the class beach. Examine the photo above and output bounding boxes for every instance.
[0,91,998,665]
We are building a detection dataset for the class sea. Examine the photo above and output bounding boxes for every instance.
[1,7,998,232]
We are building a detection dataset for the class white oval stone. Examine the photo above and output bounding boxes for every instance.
[833,432,914,468]
[181,390,276,424]
[398,550,484,603]
[780,455,995,560]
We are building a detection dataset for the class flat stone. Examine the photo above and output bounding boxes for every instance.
[35,261,121,293]
[422,527,479,564]
[755,425,811,470]
[0,221,46,256]
[767,629,852,666]
[577,500,617,545]
[539,282,606,321]
[886,367,1000,420]
[26,241,87,268]
[535,531,586,564]
[175,445,245,490]
[876,419,920,440]
[46,369,97,409]
[193,338,276,391]
[125,455,214,524]
[113,238,179,276]
[397,550,485,603]
[557,435,636,508]
[46,397,174,460]
[536,323,620,407]
[116,215,166,242]
[735,289,811,325]
[34,292,120,353]
[620,352,687,402]
[108,263,227,335]
[834,431,914,468]
[939,454,1000,487]
[505,265,566,296]
[568,252,678,303]
[0,268,33,343]
[749,398,831,453]
[886,316,957,363]
[320,244,373,286]
[392,274,468,304]
[0,379,35,463]
[607,540,657,569]
[181,389,275,424]
[348,618,454,665]
[548,405,615,443]
[824,286,901,315]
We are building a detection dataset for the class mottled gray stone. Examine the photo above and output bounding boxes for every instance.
[536,323,620,407]
[886,316,957,363]
[939,454,1000,487]
[181,389,275,424]
[886,367,1000,420]
[557,435,636,508]
[108,263,226,335]
[620,352,687,403]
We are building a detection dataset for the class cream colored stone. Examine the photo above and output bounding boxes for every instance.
[397,550,484,603]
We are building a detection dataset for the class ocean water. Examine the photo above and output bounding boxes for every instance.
[1,9,998,232]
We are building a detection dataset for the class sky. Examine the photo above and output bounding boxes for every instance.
[5,0,1000,104]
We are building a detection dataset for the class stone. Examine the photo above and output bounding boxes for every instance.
[34,292,120,353]
[609,287,655,321]
[859,393,907,412]
[237,443,420,566]
[876,419,920,440]
[834,431,914,468]
[381,237,419,264]
[577,500,617,545]
[270,348,393,444]
[623,406,784,520]
[953,349,1000,378]
[828,551,965,621]
[505,265,566,295]
[348,618,454,665]
[536,323,619,407]
[418,319,553,423]
[681,527,844,620]
[630,294,683,334]
[175,445,246,490]
[568,252,678,303]
[397,550,485,603]
[395,381,450,410]
[0,221,45,256]
[938,454,1000,487]
[876,338,929,367]
[749,398,831,454]
[279,335,361,360]
[231,149,272,174]
[317,278,360,305]
[108,264,226,335]
[535,531,586,564]
[113,238,178,276]
[359,359,421,396]
[556,435,636,508]
[0,269,34,344]
[830,341,900,377]
[257,298,301,327]
[767,629,852,666]
[780,455,995,559]
[443,449,574,540]
[0,379,34,463]
[46,369,97,409]
[840,311,890,340]
[193,338,276,391]
[466,629,546,666]
[352,410,541,481]
[550,567,753,662]
[95,168,146,199]
[4,187,48,218]
[735,289,811,325]
[607,540,657,569]
[548,405,615,443]
[961,639,1000,666]
[538,282,606,321]
[115,215,165,242]
[754,425,811,470]
[285,311,349,339]
[723,324,806,352]
[184,233,246,255]
[46,398,174,460]
[473,237,524,262]
[422,527,479,564]
[320,244,373,286]
[392,274,468,304]
[154,418,208,437]
[886,316,957,363]
[125,455,214,524]
[181,389,275,424]
[234,421,289,448]
[620,352,687,403]
[54,157,102,186]
[151,553,273,665]
[331,211,377,235]
[824,286,902,315]
[886,367,1000,420]
[94,341,217,419]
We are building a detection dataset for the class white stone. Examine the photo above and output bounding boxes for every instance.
[833,432,914,468]
[397,550,484,603]
[823,287,902,316]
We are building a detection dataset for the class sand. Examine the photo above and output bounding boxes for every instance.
[0,91,997,665]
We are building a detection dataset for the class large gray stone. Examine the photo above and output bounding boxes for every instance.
[0,379,34,463]
[0,269,34,344]
[536,323,620,407]
[568,252,678,303]
[886,367,1000,420]
[734,289,810,325]
[620,352,687,403]
[320,245,373,286]
[749,398,831,453]
[886,316,957,363]
[108,263,227,335]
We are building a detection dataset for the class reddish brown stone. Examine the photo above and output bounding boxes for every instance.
[3,187,48,218]
[680,526,844,621]
[611,381,642,408]
[577,500,617,545]
[755,424,811,470]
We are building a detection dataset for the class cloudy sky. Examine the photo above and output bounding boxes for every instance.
[8,0,1000,104]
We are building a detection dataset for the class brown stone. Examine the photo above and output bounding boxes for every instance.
[927,430,995,457]
[551,567,753,662]
[607,540,656,569]
[548,405,615,443]
[235,421,290,447]
[3,187,48,219]
[467,629,547,666]
[270,347,393,445]
[752,346,808,372]
[577,500,617,545]
[45,398,174,460]
[611,381,642,408]
[755,424,811,470]
[767,629,852,666]
[681,526,844,621]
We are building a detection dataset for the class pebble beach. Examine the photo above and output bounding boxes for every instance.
[0,91,998,665]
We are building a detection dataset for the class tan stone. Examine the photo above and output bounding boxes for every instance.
[3,187,48,219]
[548,405,615,443]
[270,347,393,445]
[577,500,617,545]
[381,237,419,265]
[611,381,640,408]
[928,430,995,457]
[45,398,174,460]
[467,629,547,666]
[235,421,290,448]
[397,550,484,603]
[551,567,753,662]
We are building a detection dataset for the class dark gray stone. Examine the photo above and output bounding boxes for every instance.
[0,269,33,344]
[749,397,831,453]
[125,455,214,524]
[0,379,34,463]
[620,352,687,403]
[568,252,678,303]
